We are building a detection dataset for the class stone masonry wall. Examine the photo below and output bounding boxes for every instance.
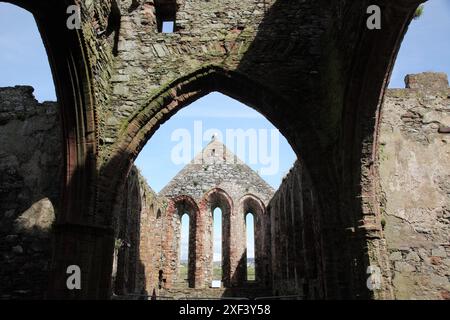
[112,166,142,295]
[159,139,274,290]
[0,86,165,299]
[379,73,450,300]
[267,73,450,300]
[0,86,62,299]
[267,161,325,299]
[136,169,166,296]
[104,0,270,148]
[100,0,331,161]
[2,71,450,300]
[112,166,165,298]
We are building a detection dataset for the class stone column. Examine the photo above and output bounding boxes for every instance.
[229,205,246,286]
[195,200,210,288]
[47,224,115,299]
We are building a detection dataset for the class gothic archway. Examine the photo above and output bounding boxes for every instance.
[0,0,106,299]
[239,194,266,285]
[198,188,234,288]
[0,0,427,300]
[164,195,199,288]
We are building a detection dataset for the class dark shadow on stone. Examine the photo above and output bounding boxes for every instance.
[0,86,63,300]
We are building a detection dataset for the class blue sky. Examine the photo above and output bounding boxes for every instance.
[135,93,296,192]
[389,0,450,88]
[1,1,449,100]
[1,1,449,262]
[0,4,56,101]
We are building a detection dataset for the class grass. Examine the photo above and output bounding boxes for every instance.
[247,266,255,281]
[179,264,188,281]
[213,265,222,280]
[178,263,256,282]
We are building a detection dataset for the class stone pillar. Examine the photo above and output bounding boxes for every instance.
[195,201,210,288]
[229,206,246,287]
[47,224,115,299]
[254,212,264,284]
[222,204,232,288]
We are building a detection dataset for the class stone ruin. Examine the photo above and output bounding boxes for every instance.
[113,136,277,299]
[0,0,448,300]
[0,72,449,299]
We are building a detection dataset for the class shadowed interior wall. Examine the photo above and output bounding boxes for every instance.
[0,86,62,299]
[267,161,325,299]
[113,166,164,297]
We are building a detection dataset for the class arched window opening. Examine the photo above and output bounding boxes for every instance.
[134,92,297,192]
[246,213,255,282]
[212,207,222,287]
[179,213,190,284]
[131,90,297,294]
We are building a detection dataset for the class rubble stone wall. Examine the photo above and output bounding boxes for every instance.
[1,71,450,300]
[112,166,165,297]
[0,86,62,299]
[379,73,450,300]
[159,139,274,290]
[267,161,325,299]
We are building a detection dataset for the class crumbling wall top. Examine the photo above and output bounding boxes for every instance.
[404,72,449,91]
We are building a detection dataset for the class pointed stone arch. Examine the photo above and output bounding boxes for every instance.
[198,187,234,288]
[164,195,199,288]
[0,0,427,300]
[0,0,108,299]
[98,65,304,220]
[239,194,267,285]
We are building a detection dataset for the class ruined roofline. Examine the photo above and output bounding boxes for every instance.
[190,136,246,166]
[387,72,450,92]
[158,137,275,198]
[0,85,57,104]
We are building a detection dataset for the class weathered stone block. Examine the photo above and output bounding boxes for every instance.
[405,72,449,91]
[111,75,130,82]
[432,247,447,258]
[12,245,23,254]
[390,251,403,261]
[406,251,421,262]
[395,262,416,273]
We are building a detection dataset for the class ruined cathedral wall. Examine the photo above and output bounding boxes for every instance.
[379,73,450,300]
[267,73,450,300]
[158,140,275,289]
[101,0,331,162]
[135,169,166,296]
[103,0,270,150]
[113,166,166,297]
[0,86,165,299]
[266,161,325,299]
[0,86,62,299]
